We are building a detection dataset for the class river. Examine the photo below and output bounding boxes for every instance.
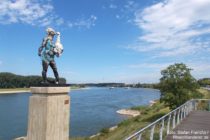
[0,87,160,140]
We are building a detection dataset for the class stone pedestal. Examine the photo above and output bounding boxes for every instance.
[26,86,70,140]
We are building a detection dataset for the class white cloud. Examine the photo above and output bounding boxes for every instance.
[68,15,97,29]
[0,0,56,26]
[128,0,210,57]
[0,0,98,29]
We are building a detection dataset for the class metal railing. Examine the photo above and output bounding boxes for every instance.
[125,99,210,140]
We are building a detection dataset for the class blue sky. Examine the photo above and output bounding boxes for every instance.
[0,0,210,83]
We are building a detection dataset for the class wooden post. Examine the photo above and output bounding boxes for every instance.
[26,86,70,140]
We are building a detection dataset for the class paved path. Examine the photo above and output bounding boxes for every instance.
[166,111,210,140]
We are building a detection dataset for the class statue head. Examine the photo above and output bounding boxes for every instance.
[46,27,56,40]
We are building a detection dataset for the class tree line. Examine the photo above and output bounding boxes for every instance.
[0,72,66,88]
[198,78,210,87]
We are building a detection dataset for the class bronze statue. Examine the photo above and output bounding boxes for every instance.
[38,28,63,84]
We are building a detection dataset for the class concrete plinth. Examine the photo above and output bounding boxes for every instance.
[27,86,70,140]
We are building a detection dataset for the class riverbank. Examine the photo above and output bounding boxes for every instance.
[0,88,30,94]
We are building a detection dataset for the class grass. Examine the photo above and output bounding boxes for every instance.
[197,88,210,99]
[195,88,210,111]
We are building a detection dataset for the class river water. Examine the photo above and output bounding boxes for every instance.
[0,87,160,140]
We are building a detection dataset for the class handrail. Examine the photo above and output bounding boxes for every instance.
[125,99,210,140]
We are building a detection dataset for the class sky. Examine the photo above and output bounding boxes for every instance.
[0,0,210,84]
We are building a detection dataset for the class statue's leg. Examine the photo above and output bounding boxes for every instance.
[42,60,49,82]
[50,60,59,83]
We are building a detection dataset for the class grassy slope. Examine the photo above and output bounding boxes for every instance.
[197,88,210,99]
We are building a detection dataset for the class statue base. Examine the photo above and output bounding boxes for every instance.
[27,86,70,140]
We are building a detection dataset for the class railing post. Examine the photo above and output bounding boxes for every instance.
[191,101,193,112]
[183,106,186,118]
[192,100,194,111]
[150,125,155,140]
[167,114,171,134]
[177,109,180,125]
[188,102,190,115]
[189,101,192,113]
[186,103,189,115]
[209,100,210,111]
[159,119,164,140]
[189,101,192,112]
[180,107,183,121]
[195,101,197,110]
[137,133,142,140]
[172,111,176,129]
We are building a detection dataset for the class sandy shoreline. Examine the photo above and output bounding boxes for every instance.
[116,109,140,117]
[116,100,157,117]
[0,90,30,94]
[0,87,89,94]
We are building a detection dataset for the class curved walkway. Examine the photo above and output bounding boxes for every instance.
[166,110,210,140]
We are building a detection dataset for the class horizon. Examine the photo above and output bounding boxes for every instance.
[0,71,209,85]
[0,0,210,84]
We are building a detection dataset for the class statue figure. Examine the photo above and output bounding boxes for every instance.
[38,28,64,84]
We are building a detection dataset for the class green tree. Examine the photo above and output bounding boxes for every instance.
[160,63,200,109]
